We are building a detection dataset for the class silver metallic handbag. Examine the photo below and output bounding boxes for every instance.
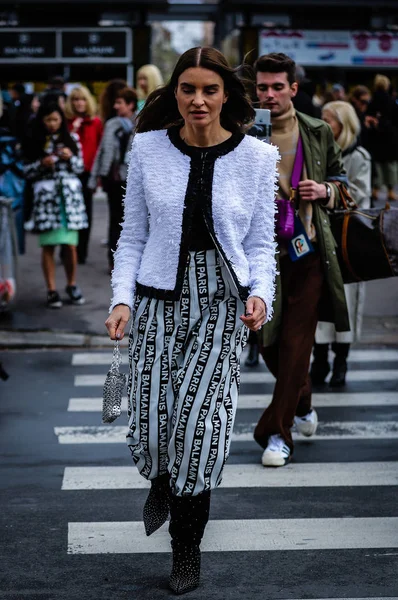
[102,340,126,424]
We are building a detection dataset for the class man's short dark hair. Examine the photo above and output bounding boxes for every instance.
[116,87,138,109]
[254,53,297,86]
[49,76,65,90]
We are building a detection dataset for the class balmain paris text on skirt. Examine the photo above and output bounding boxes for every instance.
[126,250,247,496]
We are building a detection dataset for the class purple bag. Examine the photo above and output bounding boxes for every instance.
[275,136,304,241]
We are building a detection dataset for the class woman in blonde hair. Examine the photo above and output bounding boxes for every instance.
[65,86,103,263]
[311,100,372,386]
[136,64,164,111]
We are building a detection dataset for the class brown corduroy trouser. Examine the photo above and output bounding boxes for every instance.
[254,250,324,453]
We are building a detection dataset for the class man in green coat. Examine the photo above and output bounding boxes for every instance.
[253,53,350,467]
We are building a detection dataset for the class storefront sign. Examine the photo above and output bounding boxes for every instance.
[0,31,56,60]
[0,28,132,63]
[61,30,128,60]
[259,30,398,67]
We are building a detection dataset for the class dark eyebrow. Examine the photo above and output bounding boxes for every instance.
[180,82,220,89]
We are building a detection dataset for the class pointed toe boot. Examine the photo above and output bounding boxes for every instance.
[143,473,170,536]
[168,491,210,595]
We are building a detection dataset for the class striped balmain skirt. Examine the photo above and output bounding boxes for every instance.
[127,250,248,496]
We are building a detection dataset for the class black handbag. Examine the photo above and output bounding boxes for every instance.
[329,186,398,284]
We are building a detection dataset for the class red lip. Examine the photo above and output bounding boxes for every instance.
[191,111,207,115]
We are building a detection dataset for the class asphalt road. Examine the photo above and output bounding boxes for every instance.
[0,347,398,600]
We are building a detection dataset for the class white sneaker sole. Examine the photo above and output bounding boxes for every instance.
[70,298,86,306]
[295,410,318,437]
[261,450,290,468]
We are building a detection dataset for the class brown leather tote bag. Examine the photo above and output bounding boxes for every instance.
[330,186,398,284]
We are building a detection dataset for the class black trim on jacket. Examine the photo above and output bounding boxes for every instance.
[135,126,250,303]
[342,141,359,158]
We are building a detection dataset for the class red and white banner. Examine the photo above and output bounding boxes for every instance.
[259,30,398,67]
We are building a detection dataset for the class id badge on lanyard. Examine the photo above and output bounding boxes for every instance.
[287,135,315,262]
[288,212,314,262]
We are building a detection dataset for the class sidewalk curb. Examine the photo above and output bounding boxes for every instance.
[0,330,128,349]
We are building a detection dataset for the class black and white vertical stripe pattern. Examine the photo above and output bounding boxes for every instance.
[127,250,247,496]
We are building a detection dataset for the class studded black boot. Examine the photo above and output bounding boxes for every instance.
[310,343,330,385]
[330,343,350,387]
[168,490,211,595]
[143,473,170,536]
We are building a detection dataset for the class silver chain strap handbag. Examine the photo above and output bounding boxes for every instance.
[102,340,127,424]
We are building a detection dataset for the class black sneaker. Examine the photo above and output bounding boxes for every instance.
[65,285,85,306]
[47,290,63,309]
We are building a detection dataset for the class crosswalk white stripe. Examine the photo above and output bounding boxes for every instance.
[238,392,398,409]
[54,421,398,444]
[67,517,398,554]
[347,349,398,362]
[61,462,398,490]
[68,397,129,412]
[67,391,398,412]
[74,370,398,387]
[71,349,398,366]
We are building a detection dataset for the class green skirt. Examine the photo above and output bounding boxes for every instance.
[39,227,78,247]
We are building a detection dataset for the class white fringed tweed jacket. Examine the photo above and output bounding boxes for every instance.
[110,127,279,323]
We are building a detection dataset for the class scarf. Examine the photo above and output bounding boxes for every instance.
[271,102,315,241]
[118,116,134,133]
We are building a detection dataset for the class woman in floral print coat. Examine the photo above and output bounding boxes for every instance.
[24,102,88,308]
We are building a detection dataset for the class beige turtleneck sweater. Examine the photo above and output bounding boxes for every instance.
[271,103,330,243]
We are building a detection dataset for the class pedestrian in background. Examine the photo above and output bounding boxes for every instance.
[24,103,88,308]
[311,101,371,386]
[27,93,41,121]
[292,65,321,118]
[8,83,31,140]
[331,83,346,102]
[65,86,103,263]
[98,79,127,122]
[367,74,398,203]
[136,64,164,111]
[105,46,278,594]
[348,85,372,145]
[44,75,66,95]
[253,53,349,468]
[89,87,137,272]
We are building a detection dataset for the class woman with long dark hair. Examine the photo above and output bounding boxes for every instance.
[24,103,88,308]
[105,47,278,594]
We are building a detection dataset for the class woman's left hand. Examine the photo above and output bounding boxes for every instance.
[59,147,73,160]
[72,117,84,132]
[240,296,267,331]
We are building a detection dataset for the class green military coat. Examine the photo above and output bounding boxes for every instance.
[260,110,350,347]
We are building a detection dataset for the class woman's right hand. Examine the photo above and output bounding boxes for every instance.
[105,304,131,340]
[41,156,55,168]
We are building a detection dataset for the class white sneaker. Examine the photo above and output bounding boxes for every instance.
[294,409,318,437]
[261,434,291,467]
[24,219,35,232]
